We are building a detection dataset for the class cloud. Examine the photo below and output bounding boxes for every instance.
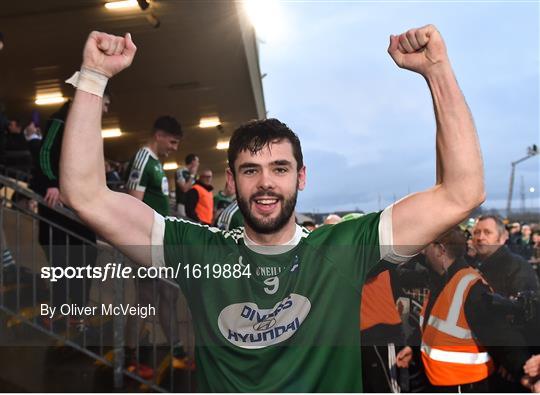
[260,1,539,213]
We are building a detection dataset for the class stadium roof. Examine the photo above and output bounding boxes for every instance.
[0,0,266,186]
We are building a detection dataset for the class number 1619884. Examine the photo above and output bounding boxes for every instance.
[182,263,251,279]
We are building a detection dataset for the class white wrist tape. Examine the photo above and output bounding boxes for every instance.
[65,67,108,97]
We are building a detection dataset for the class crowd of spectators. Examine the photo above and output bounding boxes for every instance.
[0,103,236,225]
[313,212,540,393]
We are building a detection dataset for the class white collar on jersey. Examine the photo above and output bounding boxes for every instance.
[243,224,304,255]
[143,146,159,160]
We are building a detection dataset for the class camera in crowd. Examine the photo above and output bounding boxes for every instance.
[484,290,539,324]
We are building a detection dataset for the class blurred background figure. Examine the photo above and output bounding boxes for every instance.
[213,177,235,222]
[175,153,199,217]
[105,160,122,190]
[512,224,534,261]
[215,199,243,230]
[185,169,214,225]
[301,220,316,231]
[323,214,341,225]
[508,222,522,246]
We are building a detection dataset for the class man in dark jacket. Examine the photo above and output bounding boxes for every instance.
[472,215,540,392]
[472,215,539,299]
[2,119,32,172]
[30,98,109,326]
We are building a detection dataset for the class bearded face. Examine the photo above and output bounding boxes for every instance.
[236,181,299,235]
[228,140,306,238]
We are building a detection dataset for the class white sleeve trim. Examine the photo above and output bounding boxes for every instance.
[151,211,165,268]
[135,184,146,193]
[378,204,417,264]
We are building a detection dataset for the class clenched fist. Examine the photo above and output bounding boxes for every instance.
[82,31,137,78]
[387,24,448,77]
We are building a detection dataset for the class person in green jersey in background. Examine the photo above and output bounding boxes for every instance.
[61,26,485,391]
[213,177,236,222]
[215,200,244,231]
[125,115,180,216]
[214,177,243,231]
[125,116,190,377]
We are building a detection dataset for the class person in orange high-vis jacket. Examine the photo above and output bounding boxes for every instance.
[421,227,534,393]
[185,169,214,225]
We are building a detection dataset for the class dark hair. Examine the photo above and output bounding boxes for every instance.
[227,118,303,174]
[185,153,198,165]
[153,115,182,138]
[477,215,506,236]
[9,118,21,126]
[435,227,467,259]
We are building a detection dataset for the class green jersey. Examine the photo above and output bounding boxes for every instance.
[152,206,402,392]
[126,147,169,216]
[215,200,244,230]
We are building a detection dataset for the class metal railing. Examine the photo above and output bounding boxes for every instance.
[0,170,194,392]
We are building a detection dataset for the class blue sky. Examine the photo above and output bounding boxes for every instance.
[256,1,539,214]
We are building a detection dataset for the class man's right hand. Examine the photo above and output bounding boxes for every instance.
[82,31,137,78]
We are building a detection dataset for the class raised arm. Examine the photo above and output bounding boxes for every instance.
[60,31,154,265]
[387,25,485,256]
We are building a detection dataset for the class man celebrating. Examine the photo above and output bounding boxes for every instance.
[60,26,485,391]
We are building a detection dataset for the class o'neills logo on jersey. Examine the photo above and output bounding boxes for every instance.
[218,293,311,349]
[255,266,282,277]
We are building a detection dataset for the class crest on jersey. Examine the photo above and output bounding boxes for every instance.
[161,176,169,195]
[130,170,140,180]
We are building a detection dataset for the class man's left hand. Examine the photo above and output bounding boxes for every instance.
[387,24,449,77]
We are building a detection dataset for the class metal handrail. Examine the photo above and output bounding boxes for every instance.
[0,169,190,392]
[0,173,81,223]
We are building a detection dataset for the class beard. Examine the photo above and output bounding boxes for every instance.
[236,186,298,235]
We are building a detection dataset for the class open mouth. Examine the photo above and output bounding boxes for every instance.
[252,197,280,214]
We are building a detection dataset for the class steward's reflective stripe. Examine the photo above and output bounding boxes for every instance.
[421,343,491,365]
[427,315,472,339]
[424,273,478,339]
[446,274,477,325]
